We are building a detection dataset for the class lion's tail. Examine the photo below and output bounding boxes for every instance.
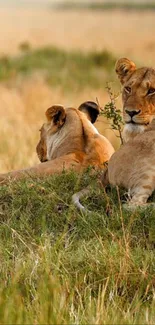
[72,168,109,212]
[72,187,91,212]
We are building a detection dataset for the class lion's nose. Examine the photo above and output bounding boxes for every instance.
[125,109,141,118]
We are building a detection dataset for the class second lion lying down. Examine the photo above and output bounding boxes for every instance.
[0,101,114,183]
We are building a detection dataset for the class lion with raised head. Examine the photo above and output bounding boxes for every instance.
[0,101,114,183]
[104,58,155,208]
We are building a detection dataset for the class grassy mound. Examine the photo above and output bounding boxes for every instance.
[0,169,155,323]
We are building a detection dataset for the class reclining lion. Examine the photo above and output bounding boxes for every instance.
[0,101,114,183]
[104,58,155,208]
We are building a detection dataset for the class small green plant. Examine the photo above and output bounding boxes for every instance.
[99,83,124,144]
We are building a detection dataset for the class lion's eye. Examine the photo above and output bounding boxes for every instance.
[124,86,131,94]
[147,88,155,95]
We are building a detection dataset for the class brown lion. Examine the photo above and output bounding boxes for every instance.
[0,101,114,183]
[104,58,155,208]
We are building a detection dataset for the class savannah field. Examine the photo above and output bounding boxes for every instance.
[1,4,155,324]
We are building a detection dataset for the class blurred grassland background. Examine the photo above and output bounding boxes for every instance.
[1,1,155,325]
[1,0,155,172]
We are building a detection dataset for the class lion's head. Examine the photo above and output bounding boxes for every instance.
[116,58,155,142]
[36,101,100,163]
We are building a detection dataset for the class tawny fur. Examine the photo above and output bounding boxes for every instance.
[106,58,155,207]
[0,102,114,183]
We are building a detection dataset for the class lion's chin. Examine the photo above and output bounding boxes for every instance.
[123,123,147,143]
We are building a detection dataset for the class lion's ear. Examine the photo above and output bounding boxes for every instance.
[36,125,48,163]
[78,101,99,123]
[115,58,136,84]
[45,105,66,127]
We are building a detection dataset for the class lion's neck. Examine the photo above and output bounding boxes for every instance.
[123,124,146,143]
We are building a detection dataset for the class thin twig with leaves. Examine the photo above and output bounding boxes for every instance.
[97,83,124,145]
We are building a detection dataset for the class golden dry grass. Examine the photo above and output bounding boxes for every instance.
[0,7,155,63]
[0,7,155,172]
